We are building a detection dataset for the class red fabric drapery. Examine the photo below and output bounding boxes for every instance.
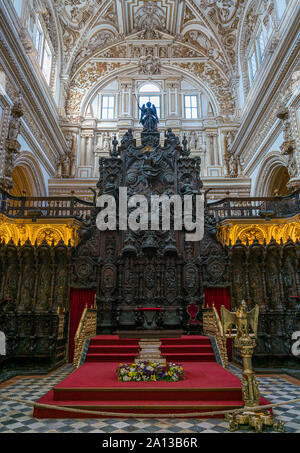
[68,289,96,362]
[204,287,232,361]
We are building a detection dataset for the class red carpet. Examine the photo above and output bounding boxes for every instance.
[85,335,215,362]
[34,335,270,418]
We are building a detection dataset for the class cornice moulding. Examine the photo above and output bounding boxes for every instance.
[231,8,300,159]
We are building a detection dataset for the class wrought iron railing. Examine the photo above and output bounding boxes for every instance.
[206,190,300,222]
[0,189,94,219]
[0,188,299,222]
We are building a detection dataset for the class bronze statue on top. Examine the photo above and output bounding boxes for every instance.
[138,101,159,131]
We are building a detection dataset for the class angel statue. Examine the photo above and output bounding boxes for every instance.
[138,101,159,131]
[221,300,259,340]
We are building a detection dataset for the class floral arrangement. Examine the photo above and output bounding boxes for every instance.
[117,361,185,382]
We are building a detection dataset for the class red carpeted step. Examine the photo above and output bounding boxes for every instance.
[161,345,213,353]
[53,387,243,402]
[164,353,216,362]
[34,392,245,419]
[89,337,139,346]
[161,336,211,345]
[85,353,216,362]
[86,353,137,362]
[87,345,140,354]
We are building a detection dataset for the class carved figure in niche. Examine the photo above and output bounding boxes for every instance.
[140,25,160,40]
[138,101,159,130]
[180,175,197,195]
[101,266,116,296]
[124,269,135,287]
[159,47,167,58]
[19,252,35,311]
[37,267,51,311]
[232,258,245,303]
[185,267,196,290]
[248,259,263,305]
[133,47,141,58]
[7,117,21,141]
[4,250,18,300]
[144,265,156,291]
[104,174,118,196]
[7,94,23,141]
[283,255,297,298]
[229,152,238,177]
[140,148,163,187]
[55,262,68,310]
[266,260,281,306]
[102,132,111,153]
[189,132,197,150]
[166,267,176,291]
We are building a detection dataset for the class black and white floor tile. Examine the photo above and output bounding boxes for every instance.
[0,364,299,433]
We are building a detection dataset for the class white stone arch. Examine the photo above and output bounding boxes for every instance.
[254,152,289,196]
[85,24,119,41]
[0,331,6,356]
[79,63,221,119]
[13,152,47,197]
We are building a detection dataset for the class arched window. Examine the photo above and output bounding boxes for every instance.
[138,83,161,118]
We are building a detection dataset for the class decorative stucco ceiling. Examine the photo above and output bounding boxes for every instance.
[49,0,245,76]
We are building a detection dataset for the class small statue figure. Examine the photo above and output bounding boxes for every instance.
[164,128,179,146]
[7,116,21,140]
[181,134,190,157]
[121,128,134,148]
[138,101,159,131]
[7,93,23,141]
[110,135,119,157]
[221,300,259,340]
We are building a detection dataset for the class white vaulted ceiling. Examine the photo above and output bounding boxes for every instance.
[50,0,245,77]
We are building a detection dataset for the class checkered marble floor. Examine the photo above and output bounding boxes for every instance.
[0,364,299,433]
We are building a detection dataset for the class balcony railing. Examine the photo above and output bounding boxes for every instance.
[206,190,300,222]
[0,189,94,220]
[0,188,299,222]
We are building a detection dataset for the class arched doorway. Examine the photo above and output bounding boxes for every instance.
[267,165,291,197]
[10,159,46,197]
[11,166,35,197]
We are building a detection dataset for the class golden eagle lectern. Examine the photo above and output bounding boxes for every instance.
[221,300,284,432]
